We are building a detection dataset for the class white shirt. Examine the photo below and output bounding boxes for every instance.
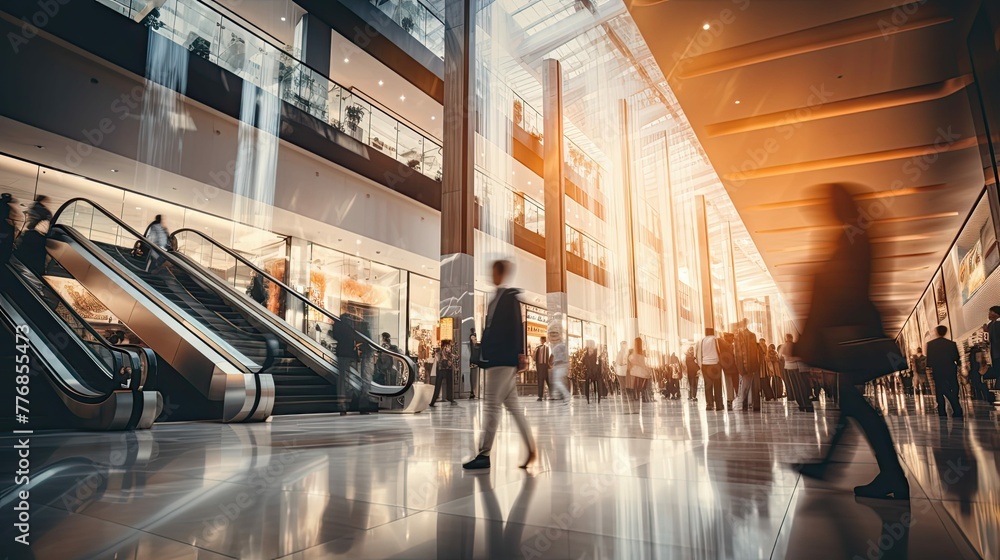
[616,347,628,367]
[697,336,720,365]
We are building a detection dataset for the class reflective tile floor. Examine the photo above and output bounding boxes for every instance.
[2,391,998,559]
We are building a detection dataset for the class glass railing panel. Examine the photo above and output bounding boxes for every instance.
[396,124,424,173]
[369,108,399,158]
[423,142,442,182]
[159,0,223,62]
[95,0,133,17]
[216,16,266,85]
[340,94,372,144]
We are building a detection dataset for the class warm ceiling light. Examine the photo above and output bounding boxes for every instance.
[734,100,741,104]
[356,239,362,245]
[431,116,436,120]
[378,80,384,86]
[702,23,710,30]
[871,234,932,244]
[280,16,286,21]
[343,58,349,63]
[111,169,119,173]
[400,95,406,101]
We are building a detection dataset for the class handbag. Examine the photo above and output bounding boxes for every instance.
[815,326,906,384]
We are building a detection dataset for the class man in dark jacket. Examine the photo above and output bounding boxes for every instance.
[734,318,762,412]
[720,333,739,409]
[464,260,537,471]
[333,315,361,415]
[926,325,963,418]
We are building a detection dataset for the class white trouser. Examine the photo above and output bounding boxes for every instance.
[549,364,570,400]
[478,366,536,457]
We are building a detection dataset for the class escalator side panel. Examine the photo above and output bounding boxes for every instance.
[46,234,268,423]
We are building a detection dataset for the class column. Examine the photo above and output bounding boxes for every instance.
[619,100,639,339]
[543,59,568,337]
[440,0,476,391]
[695,194,714,329]
[294,14,332,72]
[726,221,739,330]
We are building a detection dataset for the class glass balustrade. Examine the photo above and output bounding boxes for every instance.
[95,0,442,182]
[369,0,445,59]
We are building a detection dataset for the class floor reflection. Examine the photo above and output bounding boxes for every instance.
[0,394,995,559]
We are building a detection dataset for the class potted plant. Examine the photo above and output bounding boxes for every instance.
[407,159,421,171]
[331,119,344,133]
[141,7,165,30]
[512,99,523,127]
[434,169,442,182]
[401,16,416,33]
[189,36,211,60]
[345,104,366,133]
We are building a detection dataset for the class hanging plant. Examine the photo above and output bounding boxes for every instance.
[141,8,165,30]
[407,159,421,170]
[189,36,211,60]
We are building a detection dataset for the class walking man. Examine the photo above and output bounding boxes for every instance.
[535,336,550,401]
[926,325,963,418]
[912,348,929,395]
[464,260,537,471]
[735,318,762,412]
[696,327,724,411]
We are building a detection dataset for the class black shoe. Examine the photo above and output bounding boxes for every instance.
[428,403,436,408]
[854,473,910,500]
[537,398,543,401]
[793,461,828,481]
[805,407,815,413]
[469,394,476,399]
[450,400,457,405]
[463,454,490,470]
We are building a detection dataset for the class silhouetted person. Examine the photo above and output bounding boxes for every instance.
[143,214,170,272]
[665,351,682,399]
[534,336,550,401]
[429,339,458,407]
[247,270,267,305]
[583,341,601,404]
[796,183,909,500]
[781,333,813,412]
[735,318,762,411]
[685,346,699,401]
[469,330,480,399]
[376,332,400,385]
[911,347,929,394]
[629,337,651,402]
[696,327,724,411]
[333,316,361,415]
[720,332,739,409]
[464,260,536,471]
[926,325,962,418]
[24,194,51,231]
[13,222,46,277]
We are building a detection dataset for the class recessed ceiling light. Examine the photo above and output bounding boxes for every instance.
[378,80,384,86]
[344,58,349,63]
[356,239,362,245]
[400,95,406,101]
[431,116,435,120]
[702,23,710,30]
[527,181,531,185]
[280,16,286,21]
[111,169,119,173]
[734,100,741,104]
[135,206,141,210]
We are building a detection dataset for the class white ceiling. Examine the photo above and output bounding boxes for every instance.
[626,0,988,332]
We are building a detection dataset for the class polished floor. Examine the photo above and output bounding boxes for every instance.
[2,388,998,559]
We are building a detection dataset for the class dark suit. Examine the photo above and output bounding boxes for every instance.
[534,344,550,398]
[735,328,761,410]
[478,288,524,368]
[926,337,963,417]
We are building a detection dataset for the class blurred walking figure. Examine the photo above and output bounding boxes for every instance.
[926,326,963,418]
[911,348,930,395]
[665,352,682,399]
[696,327,724,411]
[464,260,536,471]
[615,341,629,398]
[25,195,51,231]
[684,347,698,401]
[781,334,813,413]
[629,338,651,402]
[583,341,602,404]
[468,330,481,399]
[720,333,739,409]
[429,339,458,407]
[143,215,170,272]
[735,319,762,412]
[547,325,570,402]
[795,183,909,500]
[534,336,550,401]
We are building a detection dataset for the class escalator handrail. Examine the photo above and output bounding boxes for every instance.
[7,257,133,384]
[172,227,417,396]
[50,198,261,375]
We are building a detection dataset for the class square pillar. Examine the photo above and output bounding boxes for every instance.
[695,194,714,330]
[543,59,568,335]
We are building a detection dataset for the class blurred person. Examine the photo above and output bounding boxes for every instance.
[375,332,400,385]
[968,346,990,401]
[464,260,536,471]
[759,338,776,401]
[666,352,682,399]
[247,270,268,305]
[684,346,698,401]
[13,217,47,277]
[143,214,170,272]
[629,337,651,402]
[911,348,929,395]
[583,340,602,404]
[534,336,550,401]
[767,343,785,399]
[696,327,724,411]
[333,315,361,415]
[24,194,51,231]
[615,341,629,398]
[926,326,962,418]
[547,325,570,402]
[468,330,480,399]
[781,334,814,413]
[795,183,909,500]
[735,319,762,412]
[720,332,739,409]
[429,339,458,407]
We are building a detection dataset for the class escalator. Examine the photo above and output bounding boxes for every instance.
[169,228,417,415]
[0,258,160,430]
[45,198,272,423]
[45,198,414,419]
